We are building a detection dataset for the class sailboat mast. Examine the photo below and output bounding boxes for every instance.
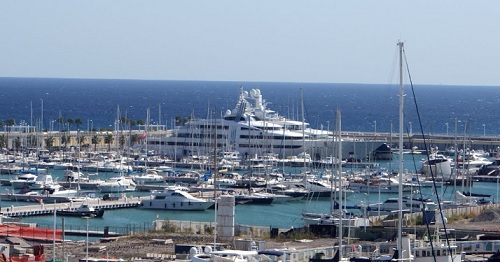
[212,110,218,248]
[397,41,404,258]
[336,109,343,259]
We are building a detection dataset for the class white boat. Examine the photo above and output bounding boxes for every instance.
[58,170,104,190]
[348,176,413,194]
[10,173,38,189]
[98,176,136,193]
[190,246,260,262]
[420,153,453,179]
[131,169,165,184]
[367,196,437,213]
[29,174,55,190]
[141,87,385,161]
[141,189,214,211]
[42,184,78,198]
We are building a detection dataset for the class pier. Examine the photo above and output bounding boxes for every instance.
[347,131,500,153]
[1,198,141,218]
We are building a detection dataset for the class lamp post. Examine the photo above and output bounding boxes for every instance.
[86,216,89,262]
[83,215,95,262]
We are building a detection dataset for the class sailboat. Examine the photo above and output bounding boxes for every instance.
[302,110,369,228]
[350,42,460,262]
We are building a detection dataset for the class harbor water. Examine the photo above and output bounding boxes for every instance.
[1,153,497,234]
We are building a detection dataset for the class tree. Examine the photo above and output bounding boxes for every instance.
[119,135,125,150]
[104,134,114,151]
[57,117,65,131]
[92,134,100,151]
[6,118,15,132]
[74,118,83,130]
[27,135,37,148]
[175,116,191,125]
[61,134,69,149]
[45,136,55,152]
[127,119,136,148]
[131,134,140,145]
[67,118,74,131]
[14,137,21,152]
[136,119,145,128]
[0,134,6,149]
[78,135,86,148]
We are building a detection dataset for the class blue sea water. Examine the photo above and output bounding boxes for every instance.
[1,77,500,135]
[1,77,500,233]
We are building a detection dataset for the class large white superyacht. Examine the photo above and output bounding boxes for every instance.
[142,88,384,161]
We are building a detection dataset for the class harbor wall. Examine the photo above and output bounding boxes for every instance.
[152,219,273,238]
[3,130,500,153]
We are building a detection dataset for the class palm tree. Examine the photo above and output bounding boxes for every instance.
[131,134,140,146]
[14,137,21,152]
[74,118,83,130]
[45,136,55,152]
[61,134,69,149]
[104,134,114,151]
[57,117,64,131]
[0,134,6,149]
[78,135,86,148]
[67,118,74,131]
[127,119,136,148]
[27,135,37,148]
[92,134,100,151]
[6,118,15,132]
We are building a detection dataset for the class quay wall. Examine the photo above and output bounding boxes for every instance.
[2,130,500,153]
[152,219,273,239]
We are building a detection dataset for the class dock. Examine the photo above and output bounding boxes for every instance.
[1,198,141,218]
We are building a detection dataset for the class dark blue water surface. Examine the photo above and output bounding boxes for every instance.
[1,77,499,135]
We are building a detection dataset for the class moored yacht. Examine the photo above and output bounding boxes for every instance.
[141,188,214,211]
[98,176,136,193]
[140,87,385,161]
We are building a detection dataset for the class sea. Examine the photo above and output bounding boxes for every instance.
[1,77,500,135]
[1,77,500,235]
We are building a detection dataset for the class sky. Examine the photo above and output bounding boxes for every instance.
[1,1,499,86]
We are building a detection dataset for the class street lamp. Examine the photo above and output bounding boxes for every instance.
[83,214,95,262]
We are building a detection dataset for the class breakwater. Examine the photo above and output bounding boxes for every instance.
[2,130,499,153]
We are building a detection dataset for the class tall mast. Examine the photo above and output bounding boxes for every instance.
[397,41,404,259]
[336,109,343,259]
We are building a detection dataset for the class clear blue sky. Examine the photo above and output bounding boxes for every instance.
[1,1,499,86]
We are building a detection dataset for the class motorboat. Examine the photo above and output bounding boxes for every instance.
[58,170,104,190]
[141,189,214,211]
[10,173,38,189]
[190,246,260,262]
[367,196,437,213]
[42,184,78,198]
[98,176,136,193]
[420,153,453,179]
[29,174,55,190]
[56,202,105,218]
[131,169,165,184]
